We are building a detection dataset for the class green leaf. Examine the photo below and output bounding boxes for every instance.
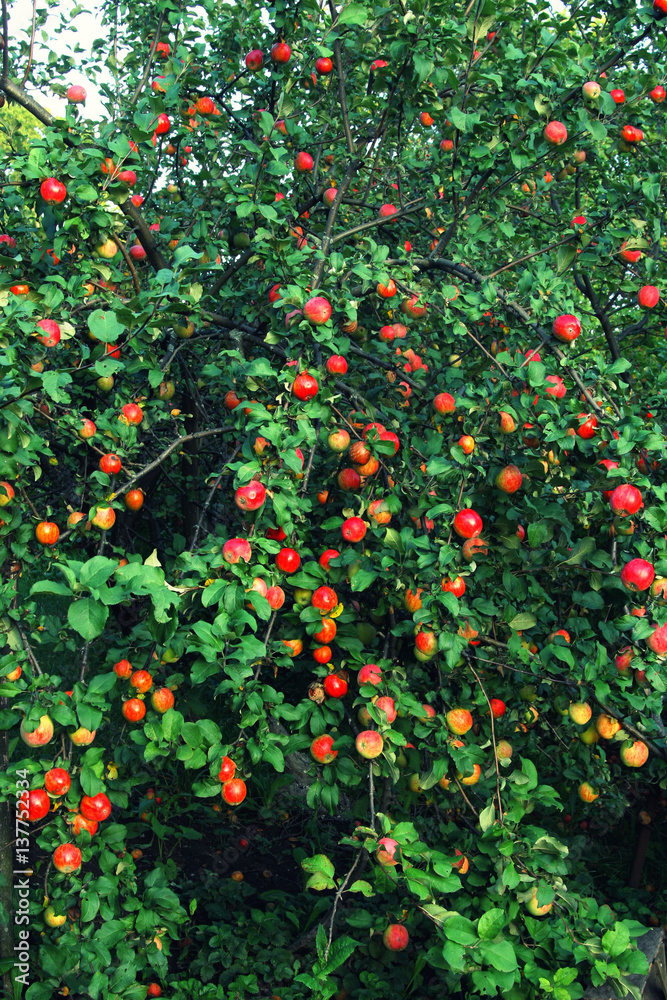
[444,914,478,945]
[75,184,99,204]
[67,598,109,640]
[479,938,518,972]
[556,245,576,273]
[337,3,367,25]
[508,612,536,630]
[559,536,596,565]
[80,556,118,589]
[602,922,630,959]
[348,880,374,896]
[87,309,124,344]
[478,908,505,940]
[479,803,496,832]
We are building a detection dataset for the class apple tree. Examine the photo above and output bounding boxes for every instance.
[0,0,666,997]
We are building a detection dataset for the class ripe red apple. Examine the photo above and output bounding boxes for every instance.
[490,698,506,718]
[146,986,162,999]
[295,151,314,173]
[378,203,397,217]
[341,517,367,542]
[650,577,667,601]
[326,354,347,375]
[235,480,266,511]
[402,295,427,318]
[495,464,522,494]
[20,788,50,821]
[442,575,465,597]
[223,538,252,564]
[67,84,87,103]
[375,695,396,723]
[80,793,112,822]
[20,714,54,746]
[151,687,175,713]
[415,630,437,660]
[446,708,472,734]
[646,622,667,656]
[638,285,660,308]
[122,698,146,722]
[53,843,82,873]
[71,814,97,836]
[383,924,409,951]
[44,768,71,795]
[276,547,300,573]
[358,663,382,686]
[545,374,566,398]
[620,558,655,592]
[453,509,483,539]
[154,112,170,135]
[338,467,361,492]
[293,372,319,400]
[552,313,581,342]
[609,88,625,104]
[544,121,567,145]
[499,411,516,433]
[609,484,642,517]
[121,403,143,425]
[221,777,247,804]
[270,41,291,63]
[621,124,643,143]
[376,837,398,865]
[318,549,340,572]
[315,56,334,75]
[310,734,338,763]
[36,318,61,347]
[245,49,263,71]
[323,674,347,699]
[266,586,286,609]
[312,586,338,614]
[356,730,383,758]
[619,242,642,263]
[40,177,67,204]
[303,296,332,325]
[650,85,666,103]
[576,413,597,439]
[433,392,456,415]
[99,453,122,475]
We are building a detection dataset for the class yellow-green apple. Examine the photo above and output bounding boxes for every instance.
[20,714,54,746]
[620,740,649,767]
[568,702,592,725]
[356,730,383,758]
[525,889,553,916]
[582,81,601,100]
[496,740,513,759]
[579,725,599,745]
[595,713,621,739]
[44,905,67,927]
[446,708,473,735]
[69,727,96,746]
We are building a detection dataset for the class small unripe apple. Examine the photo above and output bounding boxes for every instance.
[582,81,600,100]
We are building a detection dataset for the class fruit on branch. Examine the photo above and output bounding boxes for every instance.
[43,906,67,928]
[433,392,456,414]
[552,314,581,342]
[638,285,659,308]
[356,730,383,758]
[124,489,144,511]
[223,538,252,564]
[619,740,648,767]
[234,480,266,511]
[610,88,625,104]
[53,844,82,873]
[609,484,642,517]
[245,49,263,70]
[303,296,331,324]
[295,151,314,172]
[446,708,472,734]
[221,778,247,804]
[151,687,175,713]
[453,509,483,538]
[568,702,592,725]
[525,889,553,917]
[311,734,338,763]
[544,121,567,145]
[40,177,67,204]
[375,695,396,722]
[67,85,87,103]
[80,793,112,822]
[91,506,116,530]
[578,781,599,802]
[69,726,96,746]
[358,663,382,686]
[71,814,97,836]
[270,42,291,63]
[495,464,522,493]
[292,371,319,400]
[36,319,61,347]
[650,85,666,102]
[218,756,236,782]
[122,698,146,722]
[582,81,600,100]
[383,924,409,951]
[35,522,60,546]
[100,453,122,475]
[341,517,367,542]
[376,837,398,865]
[45,768,71,795]
[620,558,655,592]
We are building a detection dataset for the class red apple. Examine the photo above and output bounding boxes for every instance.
[620,558,655,592]
[36,318,61,347]
[495,464,522,494]
[453,509,483,539]
[91,506,116,530]
[53,843,82,873]
[338,468,361,491]
[442,575,465,597]
[266,586,286,609]
[610,88,625,104]
[326,354,347,374]
[221,777,247,804]
[245,49,263,71]
[619,740,649,767]
[383,924,409,951]
[649,85,666,103]
[433,392,456,414]
[315,57,334,75]
[378,203,397,217]
[276,547,300,573]
[490,698,506,718]
[341,517,367,542]
[552,314,581,342]
[446,708,473,735]
[270,41,291,63]
[292,371,319,400]
[544,121,567,145]
[303,296,331,324]
[67,84,87,103]
[638,285,660,308]
[295,151,314,173]
[646,622,667,656]
[312,586,338,613]
[80,793,111,822]
[235,480,266,511]
[327,429,350,452]
[376,837,399,865]
[582,81,601,99]
[323,674,347,699]
[151,687,175,713]
[375,695,396,723]
[609,484,643,517]
[222,538,252,564]
[71,814,97,836]
[358,663,382,686]
[40,177,67,204]
[311,734,338,763]
[545,375,566,398]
